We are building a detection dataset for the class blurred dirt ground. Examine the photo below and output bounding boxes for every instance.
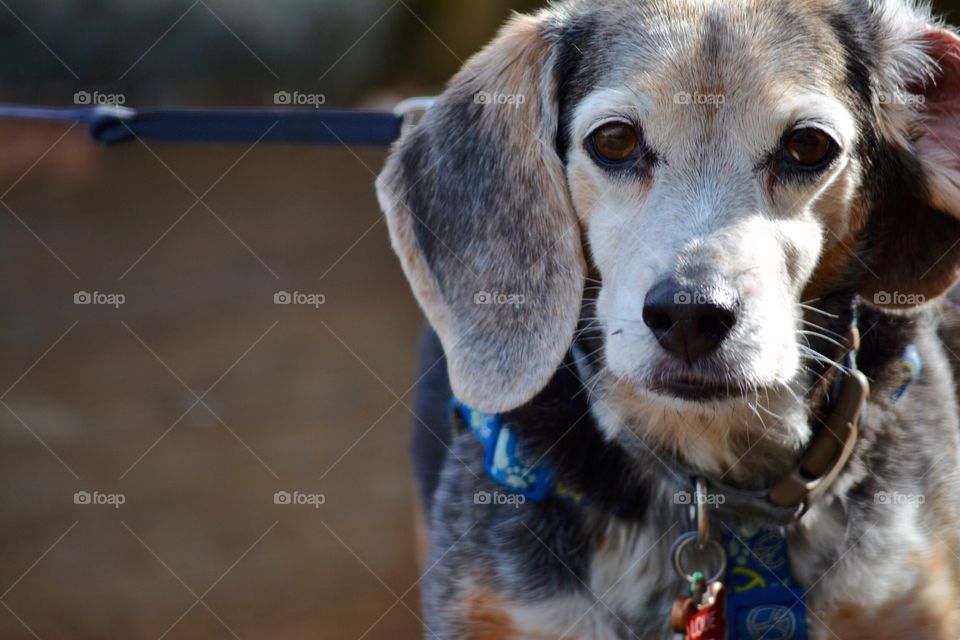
[0,121,425,639]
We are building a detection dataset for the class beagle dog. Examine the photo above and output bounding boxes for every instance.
[377,0,960,637]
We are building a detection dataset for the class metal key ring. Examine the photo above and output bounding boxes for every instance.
[671,531,727,584]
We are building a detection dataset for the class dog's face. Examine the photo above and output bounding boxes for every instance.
[379,0,960,473]
[568,3,858,418]
[565,2,868,468]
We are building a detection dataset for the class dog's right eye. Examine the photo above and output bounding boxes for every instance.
[785,128,834,167]
[588,122,642,166]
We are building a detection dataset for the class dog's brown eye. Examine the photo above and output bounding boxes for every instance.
[591,123,639,163]
[786,128,833,166]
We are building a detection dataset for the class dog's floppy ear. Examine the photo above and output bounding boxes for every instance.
[863,27,960,308]
[377,14,585,412]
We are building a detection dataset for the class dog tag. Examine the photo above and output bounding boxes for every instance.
[672,571,706,632]
[671,596,697,632]
[686,582,726,640]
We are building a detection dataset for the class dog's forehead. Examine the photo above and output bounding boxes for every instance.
[566,1,853,102]
[560,0,858,156]
[572,0,849,68]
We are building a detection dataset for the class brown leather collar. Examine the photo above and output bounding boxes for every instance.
[767,326,870,512]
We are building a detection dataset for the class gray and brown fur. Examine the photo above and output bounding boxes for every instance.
[378,0,960,637]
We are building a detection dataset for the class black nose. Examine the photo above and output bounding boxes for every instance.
[642,278,740,363]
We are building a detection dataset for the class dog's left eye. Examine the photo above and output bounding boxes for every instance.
[784,128,836,168]
[588,122,642,166]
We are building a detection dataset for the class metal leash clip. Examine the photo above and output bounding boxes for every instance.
[670,478,728,639]
[394,96,435,135]
[672,478,726,583]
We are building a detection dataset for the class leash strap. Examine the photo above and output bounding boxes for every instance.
[724,527,808,640]
[0,104,406,146]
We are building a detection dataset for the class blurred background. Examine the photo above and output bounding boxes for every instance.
[0,1,958,639]
[0,1,547,639]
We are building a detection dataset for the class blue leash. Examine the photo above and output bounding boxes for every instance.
[0,103,411,146]
[724,527,808,640]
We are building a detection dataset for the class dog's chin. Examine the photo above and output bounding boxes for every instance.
[596,371,810,480]
[603,342,797,407]
[599,370,778,424]
[646,377,757,403]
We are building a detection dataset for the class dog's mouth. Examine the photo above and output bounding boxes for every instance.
[648,375,753,402]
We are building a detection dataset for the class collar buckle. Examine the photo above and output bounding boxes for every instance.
[393,96,435,135]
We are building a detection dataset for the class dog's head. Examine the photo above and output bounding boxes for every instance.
[378,0,960,474]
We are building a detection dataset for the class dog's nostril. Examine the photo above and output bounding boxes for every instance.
[641,307,673,336]
[642,278,740,363]
[697,306,737,338]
